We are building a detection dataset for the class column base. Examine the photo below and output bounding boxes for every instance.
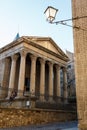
[30,100,36,108]
[16,91,24,99]
[15,96,25,99]
[56,98,62,104]
[39,95,46,102]
[0,95,7,99]
[0,89,8,99]
[64,98,68,104]
[48,96,55,103]
[5,96,10,100]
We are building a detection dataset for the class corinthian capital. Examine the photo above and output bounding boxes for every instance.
[11,54,19,61]
[62,67,67,72]
[55,64,60,70]
[30,54,37,61]
[20,50,27,57]
[47,61,53,67]
[39,58,45,64]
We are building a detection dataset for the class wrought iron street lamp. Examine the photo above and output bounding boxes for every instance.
[44,6,87,30]
[44,6,58,23]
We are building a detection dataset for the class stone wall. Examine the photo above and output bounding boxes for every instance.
[0,108,77,128]
[72,0,87,130]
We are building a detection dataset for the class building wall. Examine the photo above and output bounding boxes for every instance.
[0,108,77,128]
[72,0,87,129]
[66,51,76,97]
[60,51,76,97]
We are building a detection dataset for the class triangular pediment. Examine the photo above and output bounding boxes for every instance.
[0,36,69,61]
[23,36,69,60]
[35,40,60,54]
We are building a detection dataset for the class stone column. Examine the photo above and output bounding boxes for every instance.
[63,67,68,102]
[17,50,27,97]
[8,54,18,97]
[30,55,37,96]
[55,65,61,102]
[0,58,11,98]
[39,58,45,101]
[48,61,54,102]
[2,58,10,87]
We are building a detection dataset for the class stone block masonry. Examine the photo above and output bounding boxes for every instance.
[0,108,77,128]
[72,0,87,130]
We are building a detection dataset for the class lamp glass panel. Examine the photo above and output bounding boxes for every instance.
[44,6,58,22]
[45,7,50,18]
[49,7,57,19]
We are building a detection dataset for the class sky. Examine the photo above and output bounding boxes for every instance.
[0,0,74,52]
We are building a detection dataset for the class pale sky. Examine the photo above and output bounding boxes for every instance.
[0,0,74,52]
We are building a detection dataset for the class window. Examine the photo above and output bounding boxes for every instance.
[68,65,71,69]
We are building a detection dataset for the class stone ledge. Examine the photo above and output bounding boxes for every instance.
[0,107,77,113]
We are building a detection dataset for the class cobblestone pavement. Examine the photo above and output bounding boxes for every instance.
[0,121,78,130]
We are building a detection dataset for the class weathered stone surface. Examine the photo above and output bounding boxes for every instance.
[72,0,87,129]
[0,36,69,102]
[0,108,77,128]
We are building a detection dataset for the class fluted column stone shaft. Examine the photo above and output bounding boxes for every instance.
[63,67,68,99]
[30,55,37,95]
[2,58,11,88]
[18,50,27,97]
[39,58,45,101]
[8,54,18,96]
[0,58,11,98]
[48,61,53,101]
[56,65,61,97]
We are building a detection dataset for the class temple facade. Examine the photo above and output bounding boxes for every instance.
[0,36,69,104]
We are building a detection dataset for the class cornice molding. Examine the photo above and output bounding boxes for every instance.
[0,36,69,62]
